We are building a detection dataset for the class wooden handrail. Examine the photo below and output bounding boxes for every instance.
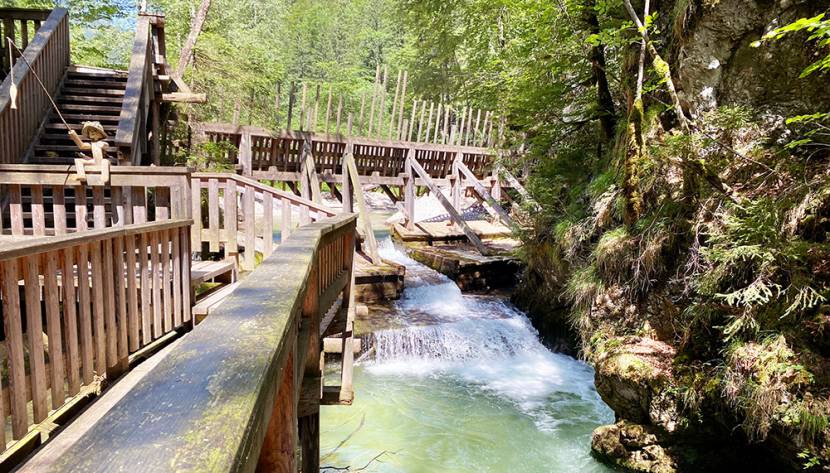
[0,219,191,261]
[0,219,193,452]
[194,172,337,216]
[115,15,152,164]
[0,8,69,164]
[49,214,357,471]
[0,8,51,21]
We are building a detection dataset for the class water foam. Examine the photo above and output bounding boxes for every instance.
[366,239,611,430]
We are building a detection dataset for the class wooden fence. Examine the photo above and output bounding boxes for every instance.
[0,8,69,165]
[48,214,357,472]
[0,8,51,78]
[0,219,192,453]
[191,172,337,271]
[193,123,495,180]
[0,164,191,237]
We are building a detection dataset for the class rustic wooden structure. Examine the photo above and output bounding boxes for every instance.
[0,8,53,80]
[0,219,192,455]
[194,122,520,252]
[41,215,357,472]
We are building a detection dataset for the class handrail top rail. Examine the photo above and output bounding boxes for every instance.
[193,172,338,216]
[0,219,192,262]
[194,122,496,155]
[114,15,151,148]
[0,8,68,112]
[0,164,193,176]
[49,213,357,472]
[0,8,52,20]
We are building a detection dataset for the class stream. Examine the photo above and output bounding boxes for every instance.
[320,239,615,472]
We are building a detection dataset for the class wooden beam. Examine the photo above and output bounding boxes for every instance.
[344,152,380,265]
[407,151,490,255]
[455,155,514,227]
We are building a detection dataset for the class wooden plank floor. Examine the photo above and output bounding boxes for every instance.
[392,219,512,243]
[18,339,183,472]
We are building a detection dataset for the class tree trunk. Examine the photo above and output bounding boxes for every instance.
[623,0,649,225]
[583,0,616,142]
[176,0,212,78]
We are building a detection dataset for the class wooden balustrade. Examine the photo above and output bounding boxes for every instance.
[0,8,69,165]
[193,123,495,180]
[0,219,192,455]
[0,8,51,78]
[0,164,191,237]
[191,172,337,271]
[49,214,357,472]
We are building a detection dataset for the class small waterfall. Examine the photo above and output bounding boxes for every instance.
[365,239,611,431]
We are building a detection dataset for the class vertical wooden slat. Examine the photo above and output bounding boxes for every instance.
[150,231,162,339]
[191,178,202,251]
[74,186,88,231]
[155,186,170,220]
[132,187,147,224]
[208,178,220,252]
[1,258,28,439]
[172,229,182,328]
[23,255,48,422]
[262,192,273,259]
[114,236,129,365]
[93,186,106,228]
[9,184,23,235]
[31,185,45,236]
[243,186,256,271]
[180,227,192,323]
[282,198,292,242]
[103,238,118,368]
[126,234,140,351]
[224,179,238,257]
[112,187,124,226]
[76,245,94,384]
[61,247,81,395]
[44,251,66,408]
[89,242,107,375]
[140,232,151,345]
[161,229,173,333]
[52,185,67,235]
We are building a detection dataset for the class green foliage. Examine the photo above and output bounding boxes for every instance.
[753,14,830,78]
[187,140,236,172]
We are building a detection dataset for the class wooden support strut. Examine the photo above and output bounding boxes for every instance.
[342,144,381,265]
[454,153,514,227]
[406,150,490,255]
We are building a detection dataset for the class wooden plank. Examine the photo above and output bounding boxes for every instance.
[90,241,107,376]
[262,192,274,259]
[9,185,23,235]
[407,152,490,255]
[1,258,29,439]
[208,178,220,252]
[224,179,238,256]
[23,255,48,422]
[43,251,66,408]
[93,185,106,228]
[140,233,151,345]
[180,227,192,324]
[455,156,514,226]
[344,153,380,264]
[76,245,95,384]
[281,197,292,241]
[103,238,118,369]
[191,178,202,251]
[125,234,140,352]
[150,231,162,339]
[61,248,81,396]
[243,186,256,271]
[114,236,129,367]
[172,230,182,328]
[161,229,173,333]
[31,185,45,236]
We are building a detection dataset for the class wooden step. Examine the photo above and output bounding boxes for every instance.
[35,145,118,153]
[67,69,128,80]
[61,88,125,97]
[63,79,126,90]
[51,114,120,123]
[191,260,236,289]
[193,282,241,319]
[58,95,124,105]
[45,123,118,132]
[58,104,123,114]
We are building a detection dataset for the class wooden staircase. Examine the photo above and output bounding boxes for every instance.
[28,67,126,165]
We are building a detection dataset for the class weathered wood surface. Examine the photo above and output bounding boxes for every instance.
[192,172,336,271]
[0,165,191,237]
[0,8,69,165]
[45,214,357,472]
[193,122,496,180]
[0,219,192,457]
[454,154,514,227]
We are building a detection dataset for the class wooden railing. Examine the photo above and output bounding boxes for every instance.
[192,172,337,271]
[0,219,192,454]
[49,214,357,472]
[0,8,52,78]
[0,164,191,237]
[0,8,69,165]
[115,14,167,165]
[193,123,495,179]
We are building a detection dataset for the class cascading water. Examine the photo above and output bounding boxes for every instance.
[320,239,614,472]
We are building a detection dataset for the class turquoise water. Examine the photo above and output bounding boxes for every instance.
[320,241,614,472]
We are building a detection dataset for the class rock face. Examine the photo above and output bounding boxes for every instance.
[592,421,676,473]
[675,0,830,116]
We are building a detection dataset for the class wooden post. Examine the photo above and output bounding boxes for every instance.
[341,144,354,214]
[239,131,252,176]
[258,348,297,472]
[324,85,333,133]
[455,155,514,227]
[388,70,402,139]
[404,149,415,231]
[286,81,296,130]
[397,71,408,139]
[298,264,320,473]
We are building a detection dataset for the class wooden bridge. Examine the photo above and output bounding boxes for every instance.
[0,5,525,471]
